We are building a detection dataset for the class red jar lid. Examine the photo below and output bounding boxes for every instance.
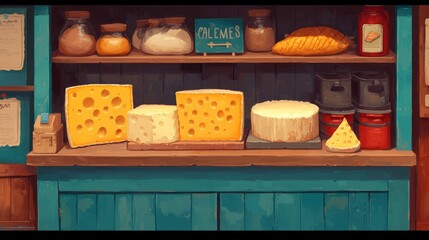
[64,11,90,19]
[100,23,127,33]
[147,18,163,27]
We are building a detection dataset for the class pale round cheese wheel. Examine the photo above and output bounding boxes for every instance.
[251,100,319,142]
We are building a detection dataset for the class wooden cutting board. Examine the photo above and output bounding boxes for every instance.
[127,130,248,150]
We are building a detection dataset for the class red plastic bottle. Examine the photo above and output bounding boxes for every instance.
[357,5,390,57]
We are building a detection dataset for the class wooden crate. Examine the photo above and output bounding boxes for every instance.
[0,164,37,230]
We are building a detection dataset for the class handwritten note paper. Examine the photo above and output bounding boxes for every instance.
[0,13,25,71]
[0,98,20,147]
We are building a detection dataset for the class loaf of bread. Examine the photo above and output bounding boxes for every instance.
[272,26,351,56]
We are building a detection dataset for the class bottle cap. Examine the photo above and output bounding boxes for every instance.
[64,11,90,19]
[100,23,127,33]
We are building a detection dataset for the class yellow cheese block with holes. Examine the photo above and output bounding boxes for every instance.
[65,84,133,148]
[325,117,360,153]
[175,89,244,141]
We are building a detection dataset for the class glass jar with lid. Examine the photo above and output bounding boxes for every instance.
[58,11,97,56]
[96,23,131,56]
[141,18,164,54]
[142,17,193,55]
[245,8,276,52]
[132,19,149,51]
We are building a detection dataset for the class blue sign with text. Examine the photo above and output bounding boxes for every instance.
[194,18,244,54]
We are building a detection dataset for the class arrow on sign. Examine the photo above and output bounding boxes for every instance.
[207,42,232,48]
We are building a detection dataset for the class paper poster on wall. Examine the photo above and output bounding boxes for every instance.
[0,13,25,71]
[0,98,20,147]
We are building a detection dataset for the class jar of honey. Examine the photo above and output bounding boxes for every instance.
[96,23,131,56]
[357,5,390,57]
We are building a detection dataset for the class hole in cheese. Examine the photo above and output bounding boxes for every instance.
[72,92,77,98]
[184,112,188,117]
[139,126,144,132]
[115,129,122,137]
[103,106,109,113]
[214,126,219,132]
[101,89,110,98]
[98,127,107,137]
[85,119,94,129]
[199,122,206,130]
[76,125,83,132]
[211,120,215,124]
[189,120,194,124]
[192,110,198,116]
[211,101,217,108]
[149,118,153,123]
[186,98,192,105]
[217,110,225,119]
[130,116,137,124]
[188,128,195,136]
[204,112,209,118]
[226,115,233,122]
[93,109,101,117]
[110,116,114,121]
[83,97,94,108]
[198,100,203,106]
[116,115,125,126]
[111,97,122,108]
[205,96,209,101]
[225,107,230,112]
[231,100,236,107]
[179,104,185,110]
[90,88,94,93]
[77,109,82,114]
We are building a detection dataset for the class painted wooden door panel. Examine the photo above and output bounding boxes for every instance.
[58,191,389,230]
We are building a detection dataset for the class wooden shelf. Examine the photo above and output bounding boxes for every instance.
[26,142,416,167]
[51,49,396,64]
[0,86,34,92]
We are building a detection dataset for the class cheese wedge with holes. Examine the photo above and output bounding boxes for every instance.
[65,84,133,148]
[127,104,179,144]
[175,89,244,141]
[325,117,360,153]
[251,100,319,142]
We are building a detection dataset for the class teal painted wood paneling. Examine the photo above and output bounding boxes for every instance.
[324,193,349,230]
[59,194,77,230]
[0,7,27,86]
[57,167,401,193]
[301,193,324,230]
[348,193,369,230]
[244,193,274,230]
[34,5,51,117]
[0,92,31,164]
[388,179,409,230]
[369,192,388,230]
[96,194,115,230]
[132,194,156,230]
[77,194,97,230]
[37,171,59,230]
[395,5,412,150]
[220,193,244,230]
[191,193,217,230]
[155,193,192,230]
[274,193,301,230]
[115,194,133,230]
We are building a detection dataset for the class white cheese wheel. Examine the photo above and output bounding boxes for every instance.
[251,100,319,142]
[127,104,179,144]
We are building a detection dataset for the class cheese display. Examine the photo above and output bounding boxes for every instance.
[251,100,319,142]
[65,84,133,148]
[325,117,361,153]
[272,26,351,56]
[127,104,179,144]
[175,89,244,141]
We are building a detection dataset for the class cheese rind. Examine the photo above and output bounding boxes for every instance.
[251,100,319,142]
[65,84,133,148]
[175,89,244,141]
[325,117,361,153]
[127,104,179,144]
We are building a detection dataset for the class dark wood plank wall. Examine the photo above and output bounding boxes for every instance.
[51,5,397,138]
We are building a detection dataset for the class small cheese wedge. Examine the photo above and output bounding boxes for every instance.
[127,104,179,144]
[326,117,360,153]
